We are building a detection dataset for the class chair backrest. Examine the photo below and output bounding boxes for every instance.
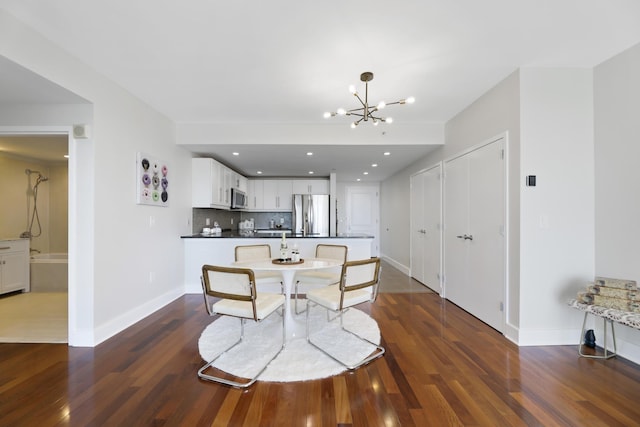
[339,257,381,308]
[315,244,348,262]
[201,264,258,319]
[235,244,272,262]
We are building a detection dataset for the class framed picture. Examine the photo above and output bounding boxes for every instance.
[136,152,169,207]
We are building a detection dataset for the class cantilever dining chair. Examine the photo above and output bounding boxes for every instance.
[294,244,347,314]
[235,244,282,293]
[305,257,384,370]
[198,264,285,388]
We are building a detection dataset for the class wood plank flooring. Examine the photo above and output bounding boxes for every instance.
[2,264,640,426]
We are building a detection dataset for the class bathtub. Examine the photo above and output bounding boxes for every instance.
[30,253,68,292]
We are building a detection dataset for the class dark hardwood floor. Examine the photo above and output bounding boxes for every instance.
[2,263,640,426]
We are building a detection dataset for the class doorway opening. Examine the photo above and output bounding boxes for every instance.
[0,132,70,343]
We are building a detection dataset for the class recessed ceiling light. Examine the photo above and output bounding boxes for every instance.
[232,152,239,156]
[257,171,263,174]
[357,178,361,182]
[308,171,314,174]
[306,152,313,156]
[371,163,378,167]
[384,152,391,156]
[363,172,369,175]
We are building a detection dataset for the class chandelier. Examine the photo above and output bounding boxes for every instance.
[323,71,415,128]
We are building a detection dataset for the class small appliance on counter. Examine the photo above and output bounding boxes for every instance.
[202,221,221,235]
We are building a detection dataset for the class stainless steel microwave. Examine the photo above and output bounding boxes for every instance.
[231,188,247,209]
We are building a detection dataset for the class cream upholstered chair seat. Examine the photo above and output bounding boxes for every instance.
[305,257,384,370]
[235,244,282,292]
[294,244,347,313]
[198,265,285,388]
[302,284,372,311]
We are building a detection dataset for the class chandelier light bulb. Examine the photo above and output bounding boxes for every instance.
[386,117,393,124]
[372,120,379,126]
[350,122,357,129]
[337,108,347,115]
[323,112,331,119]
[349,85,357,94]
[377,101,386,110]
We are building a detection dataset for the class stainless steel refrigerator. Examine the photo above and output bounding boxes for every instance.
[292,194,330,236]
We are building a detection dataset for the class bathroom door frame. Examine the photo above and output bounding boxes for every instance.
[0,125,85,346]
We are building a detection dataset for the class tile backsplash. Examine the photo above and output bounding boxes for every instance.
[192,209,292,233]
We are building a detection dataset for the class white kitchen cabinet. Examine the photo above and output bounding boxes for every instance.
[221,167,232,207]
[0,239,29,294]
[192,158,245,209]
[262,180,293,211]
[192,158,221,208]
[235,174,248,192]
[292,179,329,194]
[247,179,264,210]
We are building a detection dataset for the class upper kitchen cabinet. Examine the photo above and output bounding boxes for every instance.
[234,173,248,192]
[192,158,242,209]
[292,179,329,194]
[247,179,264,210]
[262,179,293,211]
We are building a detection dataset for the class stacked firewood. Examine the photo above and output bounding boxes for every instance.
[577,276,640,313]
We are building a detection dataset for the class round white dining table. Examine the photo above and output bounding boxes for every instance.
[233,257,343,341]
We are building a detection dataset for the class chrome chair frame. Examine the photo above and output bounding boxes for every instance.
[305,257,385,370]
[198,264,285,388]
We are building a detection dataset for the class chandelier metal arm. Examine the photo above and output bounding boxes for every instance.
[324,72,413,127]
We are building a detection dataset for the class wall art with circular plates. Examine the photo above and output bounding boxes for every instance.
[136,152,169,207]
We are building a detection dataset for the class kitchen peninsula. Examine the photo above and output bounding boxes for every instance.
[182,232,373,293]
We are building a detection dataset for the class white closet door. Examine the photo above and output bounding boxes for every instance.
[410,171,426,284]
[444,154,470,302]
[467,139,505,331]
[444,138,505,332]
[423,165,442,294]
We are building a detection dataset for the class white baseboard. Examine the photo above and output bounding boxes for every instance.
[379,255,410,276]
[91,288,183,346]
[507,325,640,365]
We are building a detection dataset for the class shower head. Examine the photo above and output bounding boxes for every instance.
[35,175,49,186]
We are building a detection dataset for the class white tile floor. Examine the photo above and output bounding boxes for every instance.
[0,292,67,343]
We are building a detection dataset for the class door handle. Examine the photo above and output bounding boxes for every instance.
[456,234,473,241]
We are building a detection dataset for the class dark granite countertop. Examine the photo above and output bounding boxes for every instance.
[181,230,373,239]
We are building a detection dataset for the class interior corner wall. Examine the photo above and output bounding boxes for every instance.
[0,10,193,346]
[380,170,412,270]
[518,68,595,346]
[594,42,640,362]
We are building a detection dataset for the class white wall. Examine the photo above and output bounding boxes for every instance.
[518,68,595,345]
[380,170,412,271]
[0,10,192,345]
[594,42,640,360]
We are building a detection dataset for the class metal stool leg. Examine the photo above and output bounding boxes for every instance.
[578,312,617,360]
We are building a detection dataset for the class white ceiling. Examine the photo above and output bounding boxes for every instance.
[1,1,640,180]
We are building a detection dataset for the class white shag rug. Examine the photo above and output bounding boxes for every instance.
[198,301,380,382]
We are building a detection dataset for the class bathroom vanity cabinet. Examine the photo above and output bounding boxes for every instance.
[0,238,30,294]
